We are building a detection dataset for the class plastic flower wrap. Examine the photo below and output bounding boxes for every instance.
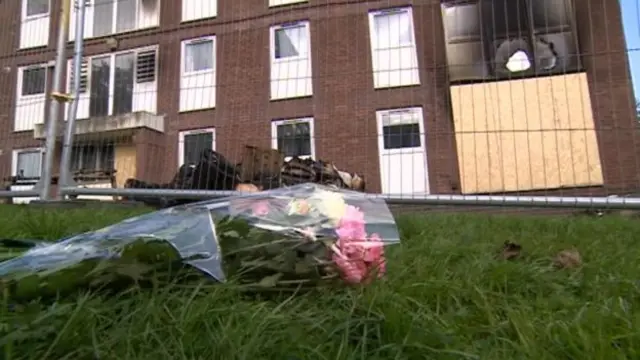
[0,184,400,300]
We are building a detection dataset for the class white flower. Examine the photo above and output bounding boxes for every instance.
[307,189,347,225]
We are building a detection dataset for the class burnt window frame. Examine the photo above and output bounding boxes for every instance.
[441,0,583,84]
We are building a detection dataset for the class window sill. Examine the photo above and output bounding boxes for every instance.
[180,15,217,23]
[22,13,50,21]
[68,25,160,43]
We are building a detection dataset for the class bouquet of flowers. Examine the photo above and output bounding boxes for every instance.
[0,184,400,300]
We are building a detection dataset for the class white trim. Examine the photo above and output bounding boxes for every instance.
[178,127,216,167]
[93,0,159,37]
[181,0,217,22]
[11,147,44,177]
[269,0,307,7]
[376,107,429,194]
[271,117,315,161]
[269,21,311,63]
[85,44,158,116]
[17,63,49,100]
[367,6,420,88]
[368,7,416,50]
[181,36,216,76]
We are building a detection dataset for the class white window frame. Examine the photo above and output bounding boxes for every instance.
[269,0,307,7]
[178,127,216,167]
[367,7,420,88]
[22,0,50,20]
[271,117,315,161]
[181,36,216,76]
[181,0,217,22]
[270,21,311,64]
[17,62,52,101]
[11,147,44,178]
[85,45,158,116]
[368,7,416,50]
[90,0,160,37]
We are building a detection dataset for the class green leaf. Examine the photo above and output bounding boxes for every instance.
[257,273,283,288]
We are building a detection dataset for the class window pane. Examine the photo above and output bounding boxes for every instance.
[442,3,480,40]
[483,0,529,37]
[184,132,213,165]
[373,11,412,49]
[277,122,311,157]
[535,32,580,73]
[185,40,214,72]
[383,124,420,149]
[89,56,111,117]
[99,144,115,170]
[275,26,307,59]
[26,0,49,16]
[493,38,533,74]
[532,0,570,31]
[116,0,137,32]
[93,0,114,37]
[16,151,41,178]
[113,53,134,115]
[22,67,46,96]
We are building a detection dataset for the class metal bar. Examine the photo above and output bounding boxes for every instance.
[58,0,86,199]
[39,0,72,201]
[59,186,640,210]
[0,191,41,198]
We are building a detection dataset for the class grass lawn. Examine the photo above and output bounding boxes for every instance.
[0,204,640,359]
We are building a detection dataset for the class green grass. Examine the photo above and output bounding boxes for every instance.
[1,204,640,359]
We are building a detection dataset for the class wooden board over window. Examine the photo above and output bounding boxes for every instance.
[449,72,603,193]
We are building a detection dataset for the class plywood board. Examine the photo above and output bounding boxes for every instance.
[450,73,603,193]
[114,144,137,188]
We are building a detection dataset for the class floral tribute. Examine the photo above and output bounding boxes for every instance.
[219,186,398,290]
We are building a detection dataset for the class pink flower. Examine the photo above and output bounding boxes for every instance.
[332,253,367,284]
[335,205,367,243]
[333,208,387,284]
[339,205,365,228]
[251,200,270,217]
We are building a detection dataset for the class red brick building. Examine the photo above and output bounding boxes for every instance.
[0,0,637,196]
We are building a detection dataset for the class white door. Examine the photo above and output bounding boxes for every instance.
[377,107,429,195]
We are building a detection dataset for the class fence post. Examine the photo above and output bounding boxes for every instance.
[57,0,86,199]
[36,0,72,201]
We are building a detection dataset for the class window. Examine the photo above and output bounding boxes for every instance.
[184,39,214,73]
[368,7,420,88]
[270,22,313,99]
[269,0,307,7]
[383,123,421,149]
[20,0,51,49]
[182,0,217,22]
[271,118,315,159]
[70,143,115,172]
[21,66,47,96]
[180,37,216,111]
[274,24,308,60]
[85,47,158,117]
[441,0,581,82]
[12,148,43,178]
[25,0,49,17]
[179,128,216,166]
[70,0,159,40]
[68,58,89,93]
[15,63,52,131]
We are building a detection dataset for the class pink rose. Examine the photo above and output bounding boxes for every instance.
[332,253,367,284]
[251,200,270,217]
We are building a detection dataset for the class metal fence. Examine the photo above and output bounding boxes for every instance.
[1,0,640,211]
